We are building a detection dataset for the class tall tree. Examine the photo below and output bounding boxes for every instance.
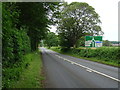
[16,2,62,51]
[2,2,62,88]
[2,3,31,87]
[57,2,104,48]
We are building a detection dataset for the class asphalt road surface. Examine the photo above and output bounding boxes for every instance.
[40,47,119,88]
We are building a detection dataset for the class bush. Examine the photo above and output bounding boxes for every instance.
[2,67,22,88]
[61,47,70,52]
[59,47,120,65]
[2,28,31,88]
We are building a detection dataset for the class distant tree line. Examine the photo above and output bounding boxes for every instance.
[110,41,120,44]
[103,40,120,46]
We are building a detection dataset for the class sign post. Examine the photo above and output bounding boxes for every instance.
[85,36,102,47]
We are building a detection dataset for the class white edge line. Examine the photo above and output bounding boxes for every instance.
[55,54,120,82]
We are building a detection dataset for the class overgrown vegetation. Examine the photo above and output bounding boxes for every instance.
[2,2,61,88]
[2,3,31,87]
[50,47,120,67]
[10,51,45,88]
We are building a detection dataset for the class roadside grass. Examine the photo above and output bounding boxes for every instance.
[49,47,119,67]
[10,50,45,88]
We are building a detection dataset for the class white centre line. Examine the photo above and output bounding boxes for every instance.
[55,54,120,82]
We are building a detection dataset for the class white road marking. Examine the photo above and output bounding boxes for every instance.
[59,56,61,58]
[71,62,74,64]
[63,59,66,61]
[86,69,92,72]
[55,55,58,56]
[55,54,120,82]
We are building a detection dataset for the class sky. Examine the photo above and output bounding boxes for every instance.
[50,0,119,41]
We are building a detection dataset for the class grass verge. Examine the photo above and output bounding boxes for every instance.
[49,47,119,67]
[10,50,45,88]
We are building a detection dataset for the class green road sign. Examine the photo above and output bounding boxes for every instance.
[85,36,102,47]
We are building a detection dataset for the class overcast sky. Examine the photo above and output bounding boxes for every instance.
[50,0,119,41]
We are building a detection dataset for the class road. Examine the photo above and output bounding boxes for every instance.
[40,47,119,88]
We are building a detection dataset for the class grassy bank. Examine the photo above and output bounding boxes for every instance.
[49,47,120,67]
[9,50,45,88]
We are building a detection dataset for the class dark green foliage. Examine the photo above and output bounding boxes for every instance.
[2,67,22,88]
[103,40,111,46]
[2,2,31,88]
[2,28,31,88]
[60,47,70,52]
[16,2,62,51]
[44,32,59,48]
[3,29,30,67]
[16,2,48,51]
[75,36,85,47]
[69,47,120,64]
[52,47,120,66]
[2,2,31,67]
[57,2,104,48]
[2,2,62,88]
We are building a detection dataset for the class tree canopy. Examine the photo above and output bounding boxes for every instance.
[2,2,62,88]
[44,32,59,48]
[16,2,62,51]
[57,2,104,48]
